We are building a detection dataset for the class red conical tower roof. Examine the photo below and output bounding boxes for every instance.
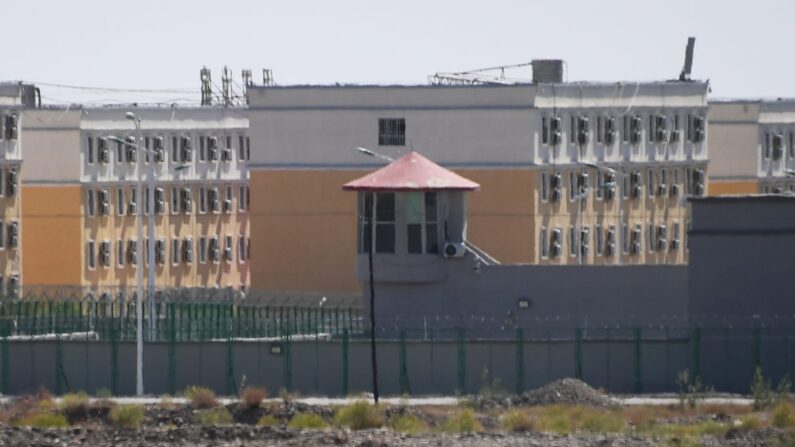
[343,152,480,192]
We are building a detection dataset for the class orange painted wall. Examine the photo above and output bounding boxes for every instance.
[249,168,539,295]
[22,185,82,286]
[250,170,363,295]
[458,169,536,264]
[708,180,759,196]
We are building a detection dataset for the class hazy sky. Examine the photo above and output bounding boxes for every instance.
[3,0,793,104]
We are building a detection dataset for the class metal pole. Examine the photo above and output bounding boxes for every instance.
[367,199,379,403]
[133,117,144,396]
[617,164,623,266]
[147,145,156,341]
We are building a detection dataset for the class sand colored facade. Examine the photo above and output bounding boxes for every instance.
[246,82,708,295]
[21,106,251,294]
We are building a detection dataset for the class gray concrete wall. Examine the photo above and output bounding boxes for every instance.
[2,329,788,397]
[688,196,795,322]
[367,257,689,329]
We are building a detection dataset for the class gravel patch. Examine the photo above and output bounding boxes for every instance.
[512,378,613,407]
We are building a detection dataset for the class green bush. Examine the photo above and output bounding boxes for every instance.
[288,412,329,429]
[109,404,145,429]
[388,414,427,434]
[773,402,795,428]
[677,370,706,409]
[334,400,383,430]
[257,414,280,427]
[184,386,218,409]
[60,392,90,422]
[441,409,483,433]
[194,408,234,425]
[17,413,69,428]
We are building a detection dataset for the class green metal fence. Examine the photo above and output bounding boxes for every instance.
[0,299,364,342]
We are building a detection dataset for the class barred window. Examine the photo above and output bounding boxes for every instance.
[378,118,405,146]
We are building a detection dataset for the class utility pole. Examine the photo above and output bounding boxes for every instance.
[367,200,380,404]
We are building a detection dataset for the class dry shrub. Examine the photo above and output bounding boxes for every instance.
[333,400,384,430]
[257,414,279,427]
[499,409,534,432]
[109,404,145,429]
[288,412,329,429]
[239,387,268,411]
[184,386,218,409]
[0,396,39,424]
[442,409,483,433]
[195,407,234,425]
[773,402,795,428]
[60,392,90,423]
[17,412,68,428]
[388,414,428,434]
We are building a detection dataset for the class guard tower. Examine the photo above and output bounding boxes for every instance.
[343,152,480,284]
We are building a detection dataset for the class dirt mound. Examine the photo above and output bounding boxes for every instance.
[513,378,613,407]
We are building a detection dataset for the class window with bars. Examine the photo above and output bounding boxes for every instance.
[378,118,405,146]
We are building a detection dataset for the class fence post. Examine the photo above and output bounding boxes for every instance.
[1,327,8,395]
[168,303,176,395]
[111,319,119,395]
[633,328,643,394]
[691,327,702,380]
[55,333,64,395]
[226,336,236,396]
[575,328,583,380]
[515,327,524,395]
[283,331,292,391]
[342,328,349,396]
[399,329,409,395]
[752,324,762,372]
[457,327,466,395]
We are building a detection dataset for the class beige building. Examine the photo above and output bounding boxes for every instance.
[0,83,32,296]
[246,76,709,296]
[709,100,795,195]
[21,106,250,295]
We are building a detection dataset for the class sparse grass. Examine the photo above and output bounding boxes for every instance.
[184,386,218,409]
[288,412,329,430]
[159,394,176,410]
[580,409,625,433]
[773,402,795,428]
[194,408,234,425]
[17,412,68,428]
[109,404,145,429]
[644,420,728,438]
[499,409,534,432]
[239,387,267,411]
[60,392,90,422]
[388,414,428,434]
[751,367,791,410]
[441,408,483,433]
[738,413,766,431]
[257,414,280,427]
[334,400,383,430]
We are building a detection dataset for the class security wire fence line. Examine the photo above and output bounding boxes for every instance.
[0,292,364,342]
[0,317,792,398]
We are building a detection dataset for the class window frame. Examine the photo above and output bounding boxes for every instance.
[377,118,406,146]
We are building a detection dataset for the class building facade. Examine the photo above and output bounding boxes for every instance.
[0,83,30,296]
[708,99,795,195]
[246,80,709,296]
[21,106,251,295]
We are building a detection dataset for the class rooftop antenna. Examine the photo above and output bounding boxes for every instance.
[200,67,212,106]
[262,69,274,86]
[222,66,233,106]
[242,69,253,105]
[679,37,696,81]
